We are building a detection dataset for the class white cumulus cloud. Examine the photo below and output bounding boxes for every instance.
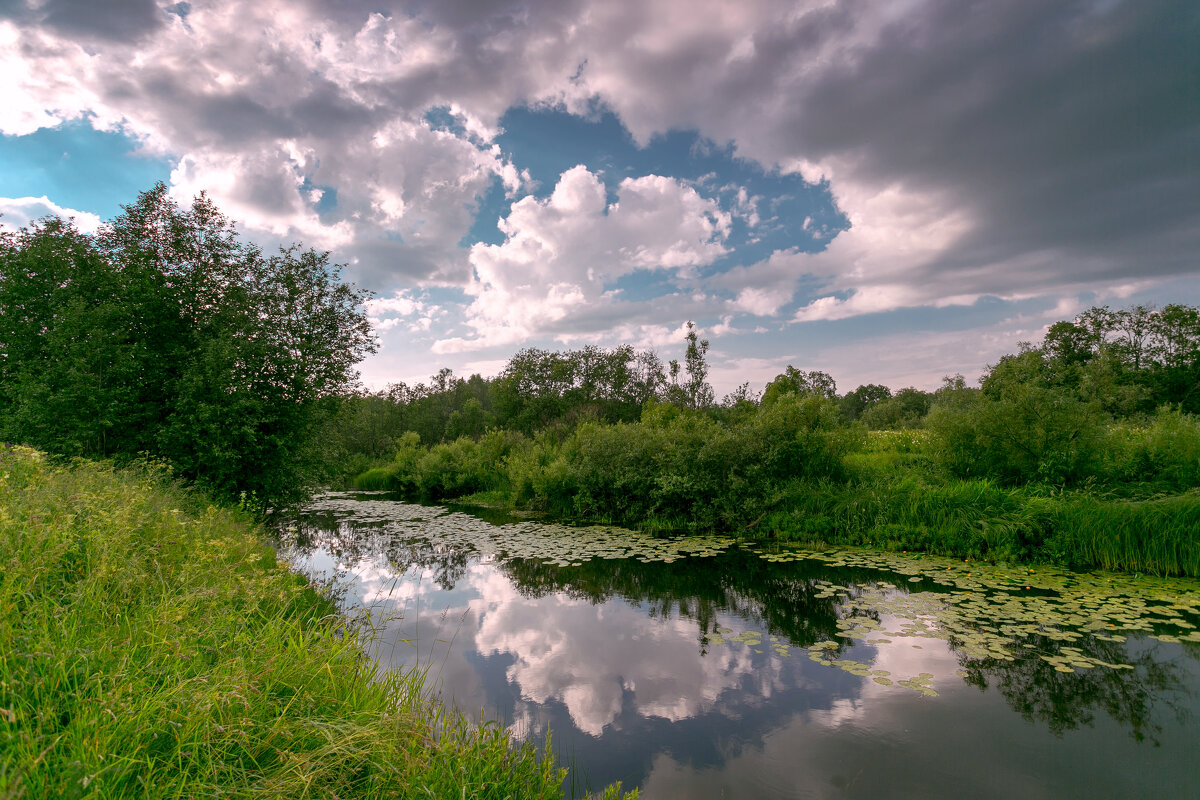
[435,165,730,352]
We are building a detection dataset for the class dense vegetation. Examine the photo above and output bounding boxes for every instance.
[330,305,1200,575]
[3,188,1198,575]
[1,187,1197,796]
[0,185,374,505]
[0,446,644,799]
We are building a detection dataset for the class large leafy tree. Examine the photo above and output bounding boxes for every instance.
[0,217,163,456]
[839,383,892,421]
[0,184,375,504]
[493,344,666,432]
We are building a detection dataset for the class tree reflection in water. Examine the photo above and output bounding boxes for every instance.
[960,633,1190,744]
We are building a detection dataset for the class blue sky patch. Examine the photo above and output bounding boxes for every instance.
[0,121,173,219]
[482,106,848,271]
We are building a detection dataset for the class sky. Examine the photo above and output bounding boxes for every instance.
[2,0,1198,397]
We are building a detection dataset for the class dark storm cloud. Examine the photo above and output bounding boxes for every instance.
[749,0,1199,290]
[349,236,447,287]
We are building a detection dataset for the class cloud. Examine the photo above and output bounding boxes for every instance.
[1,4,533,288]
[0,0,165,44]
[365,289,440,334]
[563,0,1200,317]
[469,571,765,737]
[435,165,730,352]
[2,0,1196,377]
[0,195,103,234]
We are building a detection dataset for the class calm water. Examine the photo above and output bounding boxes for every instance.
[276,493,1200,799]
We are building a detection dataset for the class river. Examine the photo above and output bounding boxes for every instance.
[276,492,1200,799]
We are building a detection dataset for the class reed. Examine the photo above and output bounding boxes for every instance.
[767,475,1200,576]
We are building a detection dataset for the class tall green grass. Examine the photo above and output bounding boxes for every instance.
[1042,492,1200,576]
[764,475,1200,576]
[0,447,632,799]
[761,426,1200,576]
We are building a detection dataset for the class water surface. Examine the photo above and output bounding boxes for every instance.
[277,493,1200,799]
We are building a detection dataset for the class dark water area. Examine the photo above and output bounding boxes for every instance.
[276,493,1200,799]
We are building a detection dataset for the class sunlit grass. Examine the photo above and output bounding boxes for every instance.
[0,447,630,798]
[766,475,1200,576]
[352,463,404,490]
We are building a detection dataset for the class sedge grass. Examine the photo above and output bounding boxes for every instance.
[0,446,632,799]
[766,475,1200,576]
[351,464,404,491]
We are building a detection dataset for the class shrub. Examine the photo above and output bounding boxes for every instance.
[351,464,402,490]
[413,429,526,500]
[1107,407,1200,490]
[511,396,857,530]
[927,385,1108,485]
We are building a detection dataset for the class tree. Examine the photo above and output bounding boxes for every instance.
[0,216,174,457]
[762,366,837,405]
[665,322,714,409]
[446,397,493,440]
[930,358,1107,484]
[839,383,892,421]
[859,387,934,430]
[1032,303,1200,414]
[0,184,375,505]
[682,322,714,409]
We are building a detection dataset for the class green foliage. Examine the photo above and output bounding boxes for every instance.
[0,218,166,457]
[762,365,837,405]
[1106,407,1200,490]
[764,474,1200,577]
[0,186,374,505]
[355,394,858,533]
[1042,492,1200,576]
[351,464,404,491]
[858,387,933,429]
[319,393,410,483]
[1033,303,1200,414]
[446,396,494,439]
[506,395,855,530]
[0,447,581,799]
[408,430,524,500]
[767,473,1052,562]
[928,365,1108,485]
[493,345,665,434]
[664,321,714,409]
[839,383,892,421]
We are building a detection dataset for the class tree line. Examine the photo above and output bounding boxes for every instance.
[328,301,1200,480]
[4,185,1198,508]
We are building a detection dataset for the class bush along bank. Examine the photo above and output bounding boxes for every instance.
[0,446,635,799]
[350,401,1200,577]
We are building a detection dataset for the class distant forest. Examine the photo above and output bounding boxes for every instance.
[331,297,1200,575]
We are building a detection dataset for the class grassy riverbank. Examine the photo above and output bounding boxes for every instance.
[0,447,631,799]
[352,418,1200,577]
